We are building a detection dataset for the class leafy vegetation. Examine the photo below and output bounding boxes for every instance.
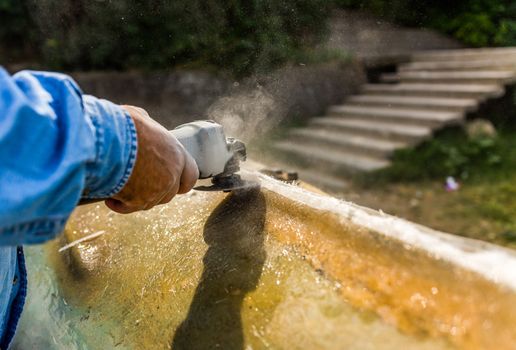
[370,127,516,183]
[335,0,516,47]
[0,0,330,76]
[0,0,35,59]
[349,122,516,248]
[2,0,514,73]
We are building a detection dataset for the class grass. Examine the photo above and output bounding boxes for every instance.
[348,126,516,249]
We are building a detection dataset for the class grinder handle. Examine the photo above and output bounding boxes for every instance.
[170,120,232,179]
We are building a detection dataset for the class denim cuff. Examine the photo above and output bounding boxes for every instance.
[82,97,138,199]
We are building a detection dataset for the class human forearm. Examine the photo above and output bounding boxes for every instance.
[0,69,137,244]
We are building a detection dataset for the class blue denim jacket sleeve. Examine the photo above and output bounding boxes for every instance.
[0,67,138,245]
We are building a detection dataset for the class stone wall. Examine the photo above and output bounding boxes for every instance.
[72,62,366,141]
[72,70,232,129]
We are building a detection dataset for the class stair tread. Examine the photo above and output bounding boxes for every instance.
[290,128,406,151]
[394,70,516,82]
[379,73,399,83]
[363,83,503,92]
[346,95,478,108]
[363,83,504,93]
[329,105,462,122]
[400,59,516,71]
[310,117,432,136]
[274,141,390,172]
[412,47,516,61]
[414,47,516,55]
[399,70,515,78]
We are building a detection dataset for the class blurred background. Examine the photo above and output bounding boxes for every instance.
[1,0,516,249]
[2,1,514,72]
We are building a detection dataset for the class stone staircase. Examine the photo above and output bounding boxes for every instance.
[273,47,516,191]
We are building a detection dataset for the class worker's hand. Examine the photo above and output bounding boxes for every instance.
[105,105,199,214]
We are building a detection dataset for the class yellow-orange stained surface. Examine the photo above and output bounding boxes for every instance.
[46,184,515,349]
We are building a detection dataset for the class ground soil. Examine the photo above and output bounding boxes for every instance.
[341,180,516,249]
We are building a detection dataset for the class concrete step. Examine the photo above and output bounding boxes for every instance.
[388,70,516,85]
[399,59,516,72]
[270,47,516,175]
[289,128,406,157]
[297,168,349,192]
[310,117,432,144]
[379,73,399,83]
[346,95,478,112]
[328,105,463,127]
[362,83,505,100]
[412,47,516,62]
[273,141,390,173]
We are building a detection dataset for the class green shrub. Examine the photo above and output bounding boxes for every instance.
[3,0,330,76]
[432,1,516,47]
[0,0,34,59]
[370,127,516,183]
[335,0,516,47]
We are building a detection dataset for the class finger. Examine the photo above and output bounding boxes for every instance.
[105,198,141,214]
[177,153,199,194]
[168,174,182,199]
[121,105,148,116]
[141,191,170,210]
[158,188,177,205]
[155,169,182,205]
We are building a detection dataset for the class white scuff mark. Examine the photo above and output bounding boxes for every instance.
[255,172,516,291]
[58,230,106,253]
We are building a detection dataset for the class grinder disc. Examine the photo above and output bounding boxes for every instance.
[194,174,258,192]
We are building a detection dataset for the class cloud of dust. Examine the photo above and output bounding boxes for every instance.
[205,63,362,144]
[206,83,283,143]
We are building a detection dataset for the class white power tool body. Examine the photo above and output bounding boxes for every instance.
[170,120,248,192]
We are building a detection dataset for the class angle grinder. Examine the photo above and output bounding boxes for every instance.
[79,120,252,205]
